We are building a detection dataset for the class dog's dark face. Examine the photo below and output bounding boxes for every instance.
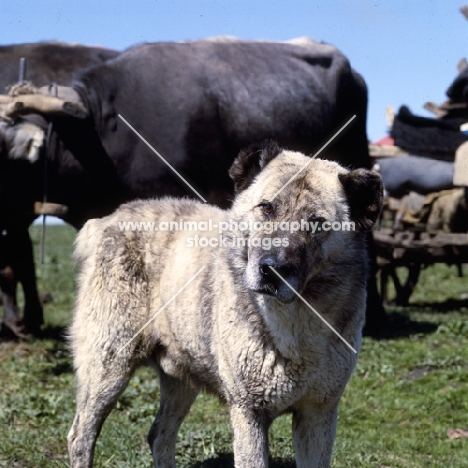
[228,141,383,304]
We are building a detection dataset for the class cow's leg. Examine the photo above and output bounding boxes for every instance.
[14,228,43,334]
[292,404,338,468]
[68,346,135,468]
[229,405,269,468]
[379,264,389,305]
[148,371,199,468]
[0,265,25,338]
[363,234,387,336]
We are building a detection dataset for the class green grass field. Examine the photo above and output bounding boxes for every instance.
[1,224,467,467]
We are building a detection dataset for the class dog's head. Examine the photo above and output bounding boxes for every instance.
[227,141,383,304]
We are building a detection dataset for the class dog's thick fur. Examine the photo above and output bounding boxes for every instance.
[67,142,383,468]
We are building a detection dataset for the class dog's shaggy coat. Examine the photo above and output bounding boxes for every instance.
[68,142,383,468]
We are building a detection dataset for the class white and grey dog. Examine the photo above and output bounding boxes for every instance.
[68,141,383,468]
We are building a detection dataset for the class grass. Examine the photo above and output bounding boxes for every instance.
[0,224,467,467]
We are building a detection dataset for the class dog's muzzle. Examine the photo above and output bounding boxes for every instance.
[257,254,299,304]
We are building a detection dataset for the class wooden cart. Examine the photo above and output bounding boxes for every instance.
[370,142,468,305]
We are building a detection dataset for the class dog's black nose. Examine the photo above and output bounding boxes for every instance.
[259,255,294,287]
[259,254,278,277]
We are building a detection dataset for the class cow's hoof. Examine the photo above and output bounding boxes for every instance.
[21,321,43,338]
[0,321,33,340]
[363,309,389,338]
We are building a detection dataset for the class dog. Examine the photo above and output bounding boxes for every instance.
[67,141,383,468]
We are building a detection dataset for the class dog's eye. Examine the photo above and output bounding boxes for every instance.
[261,203,274,216]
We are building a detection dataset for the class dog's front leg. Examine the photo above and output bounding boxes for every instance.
[229,405,269,468]
[292,404,338,468]
[148,371,199,468]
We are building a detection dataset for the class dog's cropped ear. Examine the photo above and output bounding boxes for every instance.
[229,140,283,194]
[338,169,383,230]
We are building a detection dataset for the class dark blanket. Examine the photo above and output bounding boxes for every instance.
[391,106,468,157]
[376,155,454,196]
[447,67,468,102]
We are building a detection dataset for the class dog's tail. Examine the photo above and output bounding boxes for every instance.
[74,218,103,263]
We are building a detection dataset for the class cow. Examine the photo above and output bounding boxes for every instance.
[0,42,120,338]
[0,38,386,337]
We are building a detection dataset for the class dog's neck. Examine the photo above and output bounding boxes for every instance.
[252,293,326,361]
